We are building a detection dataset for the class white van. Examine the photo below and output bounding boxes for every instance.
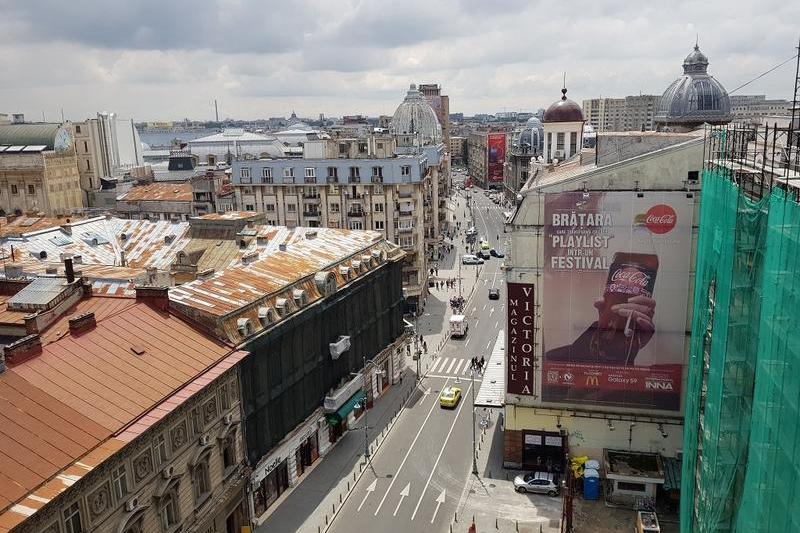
[449,315,468,338]
[462,254,484,265]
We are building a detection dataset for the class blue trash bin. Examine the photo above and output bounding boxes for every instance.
[583,468,600,500]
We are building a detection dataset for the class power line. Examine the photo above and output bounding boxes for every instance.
[728,53,799,95]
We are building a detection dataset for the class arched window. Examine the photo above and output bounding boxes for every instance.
[158,484,180,531]
[192,452,212,504]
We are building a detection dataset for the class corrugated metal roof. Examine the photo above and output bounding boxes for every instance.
[0,216,83,239]
[0,298,241,531]
[117,182,193,202]
[194,211,261,221]
[7,278,66,308]
[0,124,60,150]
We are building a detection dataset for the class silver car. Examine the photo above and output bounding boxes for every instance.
[513,472,560,496]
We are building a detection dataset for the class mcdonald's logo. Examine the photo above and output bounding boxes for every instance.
[585,375,599,387]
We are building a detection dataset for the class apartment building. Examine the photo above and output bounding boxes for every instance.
[230,137,443,311]
[582,95,661,132]
[0,124,84,216]
[730,94,793,125]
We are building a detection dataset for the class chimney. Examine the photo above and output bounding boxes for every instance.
[279,243,287,252]
[135,286,170,311]
[119,250,126,267]
[64,258,75,283]
[68,312,96,335]
[4,334,42,366]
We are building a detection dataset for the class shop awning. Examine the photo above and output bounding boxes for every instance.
[325,390,366,426]
[474,331,505,408]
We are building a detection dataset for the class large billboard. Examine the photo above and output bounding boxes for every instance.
[541,192,692,411]
[487,133,506,184]
[507,283,535,395]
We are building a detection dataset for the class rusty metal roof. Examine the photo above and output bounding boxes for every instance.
[117,182,193,202]
[0,297,243,531]
[193,211,261,221]
[0,216,84,238]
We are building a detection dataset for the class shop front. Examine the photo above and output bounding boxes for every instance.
[252,458,290,518]
[295,431,320,477]
[521,430,566,474]
[325,390,366,441]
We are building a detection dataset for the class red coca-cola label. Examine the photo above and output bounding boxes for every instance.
[607,266,653,297]
[644,204,677,234]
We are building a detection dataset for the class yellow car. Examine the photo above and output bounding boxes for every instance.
[439,386,462,408]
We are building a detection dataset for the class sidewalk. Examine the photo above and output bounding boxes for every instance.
[254,373,419,533]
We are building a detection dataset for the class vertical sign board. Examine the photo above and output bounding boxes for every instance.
[487,133,506,184]
[507,282,535,395]
[541,192,692,411]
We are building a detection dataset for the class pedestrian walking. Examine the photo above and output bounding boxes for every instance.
[423,341,428,353]
[480,356,486,373]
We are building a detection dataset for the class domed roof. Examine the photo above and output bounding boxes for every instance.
[655,44,731,127]
[543,88,584,123]
[390,84,442,145]
[513,117,544,154]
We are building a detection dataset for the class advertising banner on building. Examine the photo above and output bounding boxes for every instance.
[507,282,535,395]
[487,133,506,183]
[541,192,692,411]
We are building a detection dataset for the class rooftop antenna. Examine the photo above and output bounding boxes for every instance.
[695,34,699,48]
[60,108,65,123]
[563,72,566,90]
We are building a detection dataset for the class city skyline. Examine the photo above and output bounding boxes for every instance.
[1,0,798,122]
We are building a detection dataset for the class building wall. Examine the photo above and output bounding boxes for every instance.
[116,199,193,221]
[450,136,466,165]
[15,366,248,533]
[504,139,704,465]
[583,96,660,132]
[467,132,487,186]
[542,121,584,163]
[0,151,83,216]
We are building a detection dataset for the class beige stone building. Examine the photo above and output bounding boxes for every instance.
[0,284,249,533]
[0,124,84,216]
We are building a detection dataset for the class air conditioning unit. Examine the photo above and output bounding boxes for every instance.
[199,435,210,446]
[124,497,139,512]
[554,150,565,159]
[161,465,174,479]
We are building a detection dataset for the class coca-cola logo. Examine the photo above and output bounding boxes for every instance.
[611,267,650,287]
[645,204,677,234]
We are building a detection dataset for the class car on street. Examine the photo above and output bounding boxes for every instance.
[513,472,561,496]
[439,386,462,408]
[462,254,484,265]
[490,249,505,258]
[488,288,500,300]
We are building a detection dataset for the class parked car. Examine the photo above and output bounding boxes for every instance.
[513,472,561,496]
[488,288,500,300]
[439,386,462,408]
[462,254,484,265]
[490,249,505,258]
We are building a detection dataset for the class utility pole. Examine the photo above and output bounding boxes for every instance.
[362,355,370,460]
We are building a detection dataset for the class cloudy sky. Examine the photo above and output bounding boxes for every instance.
[1,0,798,122]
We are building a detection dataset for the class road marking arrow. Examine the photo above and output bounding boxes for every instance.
[357,479,377,512]
[393,483,411,516]
[489,307,495,316]
[430,490,446,524]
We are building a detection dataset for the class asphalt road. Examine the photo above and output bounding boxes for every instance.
[329,186,509,533]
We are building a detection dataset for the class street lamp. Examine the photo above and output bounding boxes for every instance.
[356,355,385,462]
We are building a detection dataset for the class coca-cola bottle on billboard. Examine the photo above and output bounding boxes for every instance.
[591,214,659,365]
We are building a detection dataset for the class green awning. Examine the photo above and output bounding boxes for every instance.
[325,391,366,426]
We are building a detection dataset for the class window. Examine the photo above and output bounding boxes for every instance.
[330,202,340,213]
[283,168,294,178]
[265,204,275,212]
[377,142,384,149]
[374,220,385,230]
[349,167,360,182]
[220,383,230,410]
[374,203,384,213]
[159,486,181,530]
[547,132,552,150]
[287,203,296,212]
[27,184,35,195]
[688,170,699,181]
[63,502,83,533]
[556,132,565,151]
[401,165,411,176]
[373,184,383,194]
[75,125,81,134]
[569,132,577,154]
[193,455,212,504]
[358,142,368,153]
[85,160,91,171]
[372,166,383,178]
[245,204,254,211]
[240,167,251,181]
[112,465,128,500]
[153,434,168,466]
[190,407,203,436]
[83,141,88,152]
[304,167,316,179]
[617,481,647,493]
[222,433,237,472]
[327,167,338,183]
[261,168,273,183]
[349,220,364,230]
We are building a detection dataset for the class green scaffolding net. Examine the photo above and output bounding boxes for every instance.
[681,168,800,532]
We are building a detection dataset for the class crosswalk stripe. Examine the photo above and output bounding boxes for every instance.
[446,358,457,374]
[430,357,445,373]
[453,359,465,375]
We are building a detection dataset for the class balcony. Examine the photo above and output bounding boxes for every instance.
[347,210,365,218]
[371,176,383,183]
[398,225,414,233]
[327,176,339,184]
[303,193,320,200]
[398,190,413,199]
[399,204,414,214]
[303,211,320,218]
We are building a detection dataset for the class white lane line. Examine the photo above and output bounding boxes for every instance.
[465,338,471,348]
[482,304,487,311]
[393,483,411,517]
[492,270,498,286]
[476,320,480,327]
[453,359,465,375]
[489,307,495,317]
[446,358,457,374]
[358,479,378,512]
[430,357,445,373]
[486,341,491,350]
[374,377,448,515]
[495,320,499,330]
[427,373,483,380]
[410,380,475,520]
[472,306,476,313]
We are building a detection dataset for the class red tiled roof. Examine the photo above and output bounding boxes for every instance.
[0,297,240,531]
[118,183,192,202]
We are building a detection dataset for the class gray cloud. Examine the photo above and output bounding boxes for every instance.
[0,0,797,120]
